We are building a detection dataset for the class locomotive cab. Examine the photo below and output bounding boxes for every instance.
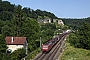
[42,41,53,53]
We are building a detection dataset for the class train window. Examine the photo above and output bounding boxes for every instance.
[43,46,48,48]
[45,42,49,45]
[49,42,52,44]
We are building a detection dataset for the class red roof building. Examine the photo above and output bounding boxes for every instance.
[5,36,27,45]
[5,36,28,54]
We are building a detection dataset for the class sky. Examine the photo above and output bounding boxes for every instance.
[2,0,90,18]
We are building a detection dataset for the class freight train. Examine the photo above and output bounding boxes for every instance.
[42,32,69,53]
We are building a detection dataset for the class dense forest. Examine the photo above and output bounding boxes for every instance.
[68,17,90,49]
[62,18,84,30]
[0,0,90,60]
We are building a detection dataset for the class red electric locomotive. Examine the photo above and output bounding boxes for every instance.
[42,36,59,53]
[42,40,53,53]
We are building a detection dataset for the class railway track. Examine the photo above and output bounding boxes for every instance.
[45,35,66,60]
[33,35,67,60]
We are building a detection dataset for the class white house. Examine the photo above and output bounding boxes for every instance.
[58,20,64,25]
[43,18,51,23]
[53,19,57,22]
[5,36,28,54]
[37,18,52,23]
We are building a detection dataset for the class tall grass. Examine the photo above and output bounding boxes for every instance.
[61,42,90,60]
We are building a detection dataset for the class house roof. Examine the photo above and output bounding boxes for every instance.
[5,36,27,45]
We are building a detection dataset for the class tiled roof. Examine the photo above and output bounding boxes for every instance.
[5,36,26,45]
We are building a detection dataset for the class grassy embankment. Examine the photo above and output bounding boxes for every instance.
[61,42,90,60]
[25,48,41,60]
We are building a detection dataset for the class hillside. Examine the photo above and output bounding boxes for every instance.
[0,1,57,21]
[62,18,85,30]
[61,42,90,60]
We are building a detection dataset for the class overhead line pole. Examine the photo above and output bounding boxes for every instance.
[40,37,41,51]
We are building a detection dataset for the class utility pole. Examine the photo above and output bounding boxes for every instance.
[40,37,41,51]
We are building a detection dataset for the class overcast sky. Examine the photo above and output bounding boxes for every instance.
[2,0,90,18]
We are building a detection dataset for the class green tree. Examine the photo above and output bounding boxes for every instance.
[77,22,90,49]
[13,5,25,36]
[23,7,32,17]
[0,11,13,21]
[69,33,79,47]
[22,17,40,52]
[1,25,12,36]
[69,22,90,49]
[2,1,14,12]
[0,20,3,34]
[8,48,26,60]
[22,17,40,40]
[0,35,7,60]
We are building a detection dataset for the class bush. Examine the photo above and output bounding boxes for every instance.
[8,48,26,60]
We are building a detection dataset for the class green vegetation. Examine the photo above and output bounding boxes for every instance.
[61,42,90,60]
[61,19,90,60]
[62,18,84,30]
[68,22,90,49]
[61,21,90,59]
[0,35,7,60]
[77,22,90,49]
[6,48,26,60]
[26,48,41,60]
